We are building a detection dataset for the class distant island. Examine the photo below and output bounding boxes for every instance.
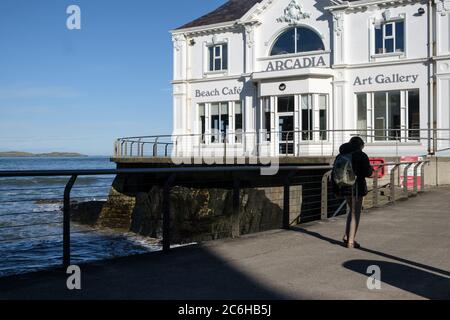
[0,151,88,158]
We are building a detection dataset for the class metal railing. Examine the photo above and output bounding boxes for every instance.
[114,128,450,158]
[0,160,431,277]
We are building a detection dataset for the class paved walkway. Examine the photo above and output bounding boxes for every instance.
[1,187,449,300]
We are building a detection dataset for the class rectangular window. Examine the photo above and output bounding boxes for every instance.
[319,95,327,140]
[301,95,313,141]
[262,98,271,142]
[277,96,295,113]
[388,91,401,140]
[208,43,228,71]
[357,93,368,139]
[357,90,420,142]
[199,104,206,143]
[374,92,387,141]
[408,90,420,140]
[211,103,220,143]
[235,102,243,143]
[375,20,405,54]
[220,102,229,142]
[201,101,240,144]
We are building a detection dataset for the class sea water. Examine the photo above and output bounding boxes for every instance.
[0,157,161,278]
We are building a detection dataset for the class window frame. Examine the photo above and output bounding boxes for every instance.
[373,17,406,58]
[197,101,243,145]
[356,89,420,143]
[270,26,325,57]
[207,43,228,72]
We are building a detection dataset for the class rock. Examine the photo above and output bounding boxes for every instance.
[73,174,287,244]
[70,201,104,226]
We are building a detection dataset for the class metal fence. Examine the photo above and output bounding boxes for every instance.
[114,129,450,158]
[0,161,429,277]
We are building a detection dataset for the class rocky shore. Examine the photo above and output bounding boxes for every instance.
[70,177,290,244]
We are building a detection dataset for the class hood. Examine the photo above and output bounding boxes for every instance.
[339,142,360,154]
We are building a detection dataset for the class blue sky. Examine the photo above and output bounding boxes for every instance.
[0,0,226,155]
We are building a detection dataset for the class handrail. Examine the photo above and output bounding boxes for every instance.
[113,128,450,158]
[0,160,430,274]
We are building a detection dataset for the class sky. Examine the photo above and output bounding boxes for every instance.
[0,0,227,155]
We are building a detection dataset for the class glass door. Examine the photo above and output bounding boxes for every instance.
[277,96,295,155]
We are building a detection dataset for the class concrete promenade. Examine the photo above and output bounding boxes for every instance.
[1,187,449,300]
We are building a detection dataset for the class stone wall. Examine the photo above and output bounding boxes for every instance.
[73,179,305,244]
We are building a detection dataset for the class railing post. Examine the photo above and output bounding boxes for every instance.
[413,162,421,194]
[389,164,400,203]
[420,162,427,193]
[321,171,331,220]
[403,163,413,195]
[153,138,159,157]
[232,179,241,237]
[63,175,77,268]
[283,178,291,229]
[372,168,380,207]
[162,174,176,252]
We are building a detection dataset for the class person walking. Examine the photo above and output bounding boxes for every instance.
[332,137,373,249]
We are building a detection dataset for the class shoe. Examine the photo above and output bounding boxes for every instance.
[343,238,361,249]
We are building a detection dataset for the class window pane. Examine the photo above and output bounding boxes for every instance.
[270,28,296,55]
[262,98,271,142]
[199,104,206,143]
[278,96,295,113]
[385,23,393,37]
[319,95,327,140]
[214,58,221,71]
[220,103,229,141]
[215,46,221,57]
[222,44,228,70]
[301,95,313,140]
[408,90,420,139]
[388,92,401,140]
[209,47,214,71]
[374,92,387,141]
[395,21,404,52]
[211,103,220,143]
[385,38,394,53]
[297,27,325,52]
[375,27,383,54]
[235,101,242,143]
[357,94,368,139]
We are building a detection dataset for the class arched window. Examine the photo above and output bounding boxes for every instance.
[270,27,325,56]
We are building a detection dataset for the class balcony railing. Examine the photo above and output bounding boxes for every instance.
[114,128,450,159]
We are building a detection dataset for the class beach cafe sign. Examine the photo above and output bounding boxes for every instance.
[264,55,327,72]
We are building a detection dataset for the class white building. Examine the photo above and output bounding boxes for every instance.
[170,0,450,158]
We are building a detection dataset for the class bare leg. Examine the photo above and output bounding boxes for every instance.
[344,196,353,241]
[347,196,363,245]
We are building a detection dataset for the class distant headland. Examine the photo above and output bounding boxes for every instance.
[0,151,88,158]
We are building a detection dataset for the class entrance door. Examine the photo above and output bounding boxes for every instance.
[277,96,295,155]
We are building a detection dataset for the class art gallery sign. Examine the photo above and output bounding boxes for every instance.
[353,74,420,86]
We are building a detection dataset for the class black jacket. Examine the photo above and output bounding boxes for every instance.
[332,143,374,197]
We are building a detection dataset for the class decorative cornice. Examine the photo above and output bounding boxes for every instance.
[332,11,344,36]
[437,0,450,16]
[326,0,425,13]
[172,34,185,51]
[276,0,311,25]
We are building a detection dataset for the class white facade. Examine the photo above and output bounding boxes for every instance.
[170,0,450,158]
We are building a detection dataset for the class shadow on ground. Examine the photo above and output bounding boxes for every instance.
[0,245,291,300]
[292,226,450,299]
[343,260,450,300]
